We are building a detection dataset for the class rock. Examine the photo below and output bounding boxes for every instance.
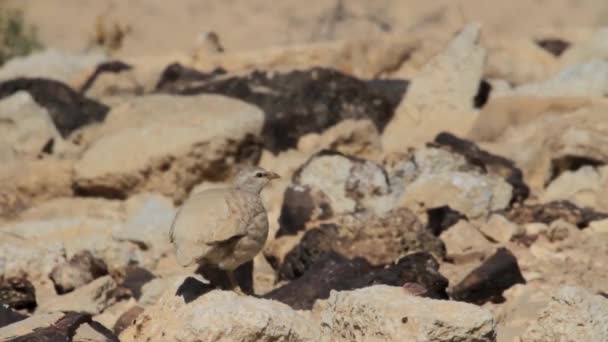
[425,206,465,236]
[560,27,608,66]
[163,67,401,153]
[314,285,496,342]
[113,266,156,300]
[50,250,109,294]
[0,277,36,311]
[542,165,605,210]
[37,275,118,315]
[265,252,448,310]
[484,37,559,85]
[522,286,608,342]
[277,208,444,278]
[0,49,107,84]
[277,150,391,234]
[112,194,175,255]
[588,219,608,235]
[382,23,485,151]
[503,200,608,228]
[0,312,64,340]
[480,214,524,244]
[0,159,74,218]
[546,219,579,242]
[399,169,513,220]
[440,220,494,262]
[0,311,118,342]
[452,248,526,304]
[73,94,264,201]
[0,78,110,138]
[297,119,382,159]
[120,287,321,342]
[432,132,530,204]
[0,216,147,275]
[113,305,144,336]
[502,60,608,98]
[0,232,67,280]
[0,91,62,158]
[0,304,27,328]
[536,38,571,57]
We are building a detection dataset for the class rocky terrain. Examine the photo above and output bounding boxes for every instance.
[1,1,608,341]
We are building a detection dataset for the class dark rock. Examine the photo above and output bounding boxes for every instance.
[114,266,156,300]
[503,200,608,229]
[473,79,492,108]
[162,67,402,153]
[451,248,526,304]
[155,62,226,93]
[277,208,445,281]
[364,79,409,109]
[175,276,214,304]
[276,186,318,237]
[535,38,571,57]
[279,225,337,280]
[78,60,134,94]
[6,311,119,342]
[265,251,448,310]
[50,250,109,294]
[0,277,36,311]
[425,206,466,236]
[0,78,109,137]
[193,260,254,295]
[113,305,144,336]
[432,132,530,204]
[0,304,27,329]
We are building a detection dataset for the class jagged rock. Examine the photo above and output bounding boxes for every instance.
[542,165,608,211]
[73,94,264,201]
[314,285,496,342]
[0,304,27,328]
[0,159,74,219]
[50,250,108,294]
[0,277,36,311]
[503,200,608,228]
[432,132,530,203]
[0,311,118,342]
[120,286,321,342]
[0,78,110,137]
[452,248,526,304]
[274,208,444,280]
[37,275,118,315]
[440,220,494,262]
[265,252,448,310]
[522,286,608,342]
[162,67,401,153]
[0,91,62,158]
[383,23,486,151]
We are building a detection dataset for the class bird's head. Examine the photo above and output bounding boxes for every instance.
[233,166,280,194]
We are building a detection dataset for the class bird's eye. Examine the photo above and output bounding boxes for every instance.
[255,172,264,178]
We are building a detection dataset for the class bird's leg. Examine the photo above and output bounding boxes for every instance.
[227,270,245,296]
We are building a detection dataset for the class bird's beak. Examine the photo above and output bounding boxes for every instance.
[266,172,281,180]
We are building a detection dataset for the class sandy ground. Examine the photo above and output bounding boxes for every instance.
[5,0,608,58]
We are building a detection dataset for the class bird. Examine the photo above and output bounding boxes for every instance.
[169,166,280,294]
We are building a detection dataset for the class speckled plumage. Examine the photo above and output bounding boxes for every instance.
[169,166,279,281]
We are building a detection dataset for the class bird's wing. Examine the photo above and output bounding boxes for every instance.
[170,188,248,246]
